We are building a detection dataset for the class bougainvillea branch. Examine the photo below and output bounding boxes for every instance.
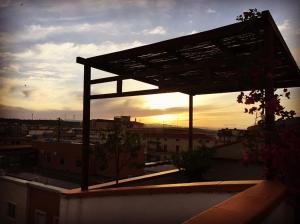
[235,9,298,186]
[237,88,296,121]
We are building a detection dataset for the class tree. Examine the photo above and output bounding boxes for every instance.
[95,121,142,185]
[173,146,215,181]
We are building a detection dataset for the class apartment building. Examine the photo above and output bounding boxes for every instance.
[136,127,217,161]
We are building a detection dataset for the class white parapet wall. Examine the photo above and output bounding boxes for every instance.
[60,181,261,224]
[59,187,237,224]
[0,176,29,224]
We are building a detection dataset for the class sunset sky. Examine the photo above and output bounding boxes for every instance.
[0,0,299,129]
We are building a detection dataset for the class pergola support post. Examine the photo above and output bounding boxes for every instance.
[263,12,275,180]
[188,94,193,151]
[81,65,91,191]
[117,80,122,93]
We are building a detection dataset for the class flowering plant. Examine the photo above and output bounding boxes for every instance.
[235,9,300,217]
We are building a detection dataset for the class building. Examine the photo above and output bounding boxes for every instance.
[0,175,62,224]
[136,127,217,161]
[0,145,37,172]
[35,142,144,181]
[0,118,81,144]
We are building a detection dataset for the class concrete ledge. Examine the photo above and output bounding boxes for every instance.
[28,181,66,193]
[62,180,261,198]
[183,181,286,224]
[0,175,29,185]
[65,169,180,193]
[0,175,65,193]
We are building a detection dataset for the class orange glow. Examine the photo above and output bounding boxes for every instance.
[141,114,179,125]
[144,93,188,109]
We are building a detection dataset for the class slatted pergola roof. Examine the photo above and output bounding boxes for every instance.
[77,10,300,191]
[77,10,300,98]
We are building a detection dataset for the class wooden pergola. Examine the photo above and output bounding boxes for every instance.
[77,11,300,191]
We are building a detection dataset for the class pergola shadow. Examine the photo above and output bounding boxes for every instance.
[77,10,300,191]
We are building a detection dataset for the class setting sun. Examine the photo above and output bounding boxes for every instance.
[144,93,188,109]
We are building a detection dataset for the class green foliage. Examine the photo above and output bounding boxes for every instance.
[173,146,215,181]
[236,8,262,22]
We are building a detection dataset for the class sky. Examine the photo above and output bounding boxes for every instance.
[0,0,299,129]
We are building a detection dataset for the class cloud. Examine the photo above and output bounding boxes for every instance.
[90,97,231,120]
[0,104,82,120]
[22,89,34,98]
[23,0,176,13]
[0,40,145,111]
[143,26,167,35]
[277,19,300,37]
[189,30,197,35]
[0,0,11,8]
[5,41,143,82]
[278,19,291,32]
[0,94,229,121]
[206,8,216,14]
[12,41,143,62]
[5,21,128,43]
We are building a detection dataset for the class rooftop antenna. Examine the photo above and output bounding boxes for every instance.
[57,117,61,142]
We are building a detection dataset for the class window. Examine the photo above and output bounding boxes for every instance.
[35,210,46,224]
[176,145,180,153]
[7,202,16,219]
[60,158,64,165]
[163,144,168,152]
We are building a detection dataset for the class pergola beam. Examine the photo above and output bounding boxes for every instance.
[77,57,160,87]
[90,76,123,84]
[90,88,174,99]
[89,78,300,100]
